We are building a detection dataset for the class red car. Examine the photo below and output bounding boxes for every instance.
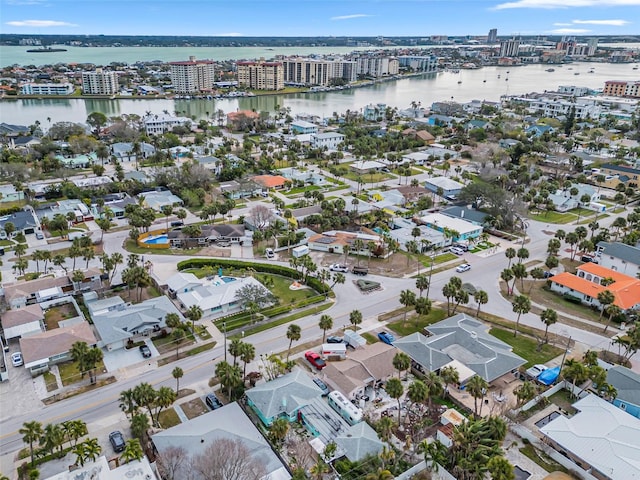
[305,351,326,370]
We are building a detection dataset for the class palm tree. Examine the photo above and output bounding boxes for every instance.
[597,289,615,321]
[185,305,203,334]
[540,308,558,343]
[20,421,43,466]
[228,338,244,367]
[504,247,516,268]
[375,417,395,443]
[121,439,144,464]
[474,290,489,318]
[418,439,448,472]
[82,438,102,464]
[349,309,362,330]
[511,294,531,337]
[286,324,301,361]
[365,469,394,480]
[239,342,256,379]
[392,352,411,378]
[407,379,428,407]
[269,417,290,448]
[385,377,404,424]
[172,367,183,394]
[309,457,330,480]
[439,365,459,397]
[399,289,416,326]
[319,314,333,342]
[466,375,489,416]
[415,274,429,297]
[130,413,150,442]
[40,423,64,456]
[414,297,432,324]
[424,371,443,412]
[563,360,589,398]
[487,456,515,480]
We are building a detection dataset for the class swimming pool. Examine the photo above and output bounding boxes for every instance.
[143,234,169,244]
[221,277,236,284]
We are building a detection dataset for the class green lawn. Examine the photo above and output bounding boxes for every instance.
[387,307,448,336]
[158,408,181,428]
[283,185,322,196]
[361,332,378,344]
[529,211,576,224]
[523,280,604,324]
[255,273,316,304]
[489,328,562,367]
[519,444,569,474]
[58,360,106,386]
[343,171,394,183]
[0,239,13,247]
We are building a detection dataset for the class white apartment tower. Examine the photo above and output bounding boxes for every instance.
[170,56,216,94]
[355,56,399,77]
[236,60,284,90]
[500,38,521,57]
[488,28,498,44]
[81,69,118,95]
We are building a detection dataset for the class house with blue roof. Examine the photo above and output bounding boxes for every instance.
[290,120,318,134]
[526,124,555,137]
[428,114,455,127]
[441,206,488,226]
[547,183,600,212]
[465,120,490,131]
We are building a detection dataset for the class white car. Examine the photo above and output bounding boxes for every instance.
[456,263,471,273]
[11,352,23,367]
[329,264,349,273]
[450,247,465,256]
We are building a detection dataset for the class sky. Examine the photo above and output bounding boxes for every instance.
[1,0,639,37]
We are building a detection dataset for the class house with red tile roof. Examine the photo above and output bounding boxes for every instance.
[549,263,640,313]
[253,174,288,190]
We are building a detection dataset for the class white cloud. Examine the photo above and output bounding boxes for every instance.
[494,0,640,10]
[5,0,48,5]
[548,28,592,33]
[6,19,76,27]
[553,22,572,26]
[572,19,630,25]
[330,14,373,21]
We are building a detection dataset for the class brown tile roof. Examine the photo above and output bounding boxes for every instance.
[1,304,44,329]
[227,110,260,121]
[253,175,287,188]
[416,131,435,142]
[19,322,97,365]
[3,269,100,302]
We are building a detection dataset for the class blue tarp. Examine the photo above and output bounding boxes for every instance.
[538,366,561,385]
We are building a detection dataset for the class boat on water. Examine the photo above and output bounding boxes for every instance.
[26,46,67,53]
[457,80,462,84]
[545,68,555,72]
[483,79,487,83]
[574,72,580,75]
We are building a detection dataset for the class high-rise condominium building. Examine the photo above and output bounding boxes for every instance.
[487,28,498,44]
[236,60,284,90]
[81,69,118,95]
[587,38,598,56]
[170,56,216,94]
[354,56,399,77]
[604,80,640,98]
[282,58,356,86]
[397,55,438,72]
[500,38,520,57]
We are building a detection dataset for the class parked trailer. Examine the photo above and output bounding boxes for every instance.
[328,390,362,425]
[292,245,310,258]
[321,343,347,360]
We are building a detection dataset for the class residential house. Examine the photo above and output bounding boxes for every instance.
[349,160,387,175]
[427,114,456,127]
[152,402,291,480]
[43,456,157,480]
[526,124,555,137]
[402,151,434,165]
[290,205,323,223]
[123,171,151,184]
[2,269,102,309]
[597,163,640,190]
[334,422,384,462]
[440,206,489,226]
[310,132,345,150]
[389,217,448,250]
[279,167,326,186]
[596,241,640,276]
[111,142,155,163]
[226,110,260,130]
[10,136,41,150]
[168,224,246,248]
[143,114,192,135]
[35,199,92,223]
[290,120,318,134]
[19,321,97,376]
[166,272,202,297]
[175,275,271,319]
[396,185,430,204]
[549,263,640,313]
[0,209,39,238]
[246,367,324,426]
[322,342,396,399]
[393,313,526,384]
[400,128,436,144]
[607,366,640,419]
[219,179,261,199]
[368,189,406,208]
[540,394,640,480]
[0,184,25,203]
[547,183,600,212]
[138,190,184,211]
[0,304,44,340]
[87,295,183,351]
[363,103,386,121]
[308,230,382,256]
[424,176,465,199]
[499,138,521,149]
[253,175,288,191]
[196,155,222,174]
[465,119,490,131]
[55,152,97,169]
[417,213,483,241]
[421,145,459,162]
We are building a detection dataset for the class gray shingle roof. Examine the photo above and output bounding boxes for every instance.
[245,368,323,419]
[597,242,640,266]
[335,422,384,462]
[394,314,526,382]
[607,366,640,406]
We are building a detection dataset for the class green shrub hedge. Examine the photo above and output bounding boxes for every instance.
[563,293,583,304]
[261,305,293,318]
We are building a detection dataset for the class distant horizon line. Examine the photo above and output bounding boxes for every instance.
[2,34,639,39]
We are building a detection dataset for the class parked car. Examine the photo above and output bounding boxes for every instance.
[265,248,275,259]
[543,271,554,279]
[312,377,330,396]
[205,393,224,410]
[352,266,368,276]
[305,351,326,370]
[453,243,469,252]
[11,351,23,367]
[170,221,184,227]
[525,364,547,380]
[326,336,344,344]
[35,232,44,240]
[139,344,152,358]
[581,255,597,263]
[456,263,471,273]
[216,241,231,247]
[378,331,395,345]
[109,431,126,453]
[450,247,465,256]
[329,264,349,273]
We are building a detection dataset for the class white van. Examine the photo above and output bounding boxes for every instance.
[292,245,309,258]
[322,343,347,360]
[265,248,275,259]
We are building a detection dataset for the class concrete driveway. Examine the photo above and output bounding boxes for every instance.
[0,344,45,421]
[102,339,159,372]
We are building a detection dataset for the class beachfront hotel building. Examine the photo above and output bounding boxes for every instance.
[81,69,118,95]
[236,60,284,90]
[604,80,640,98]
[169,56,216,94]
[20,83,74,95]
